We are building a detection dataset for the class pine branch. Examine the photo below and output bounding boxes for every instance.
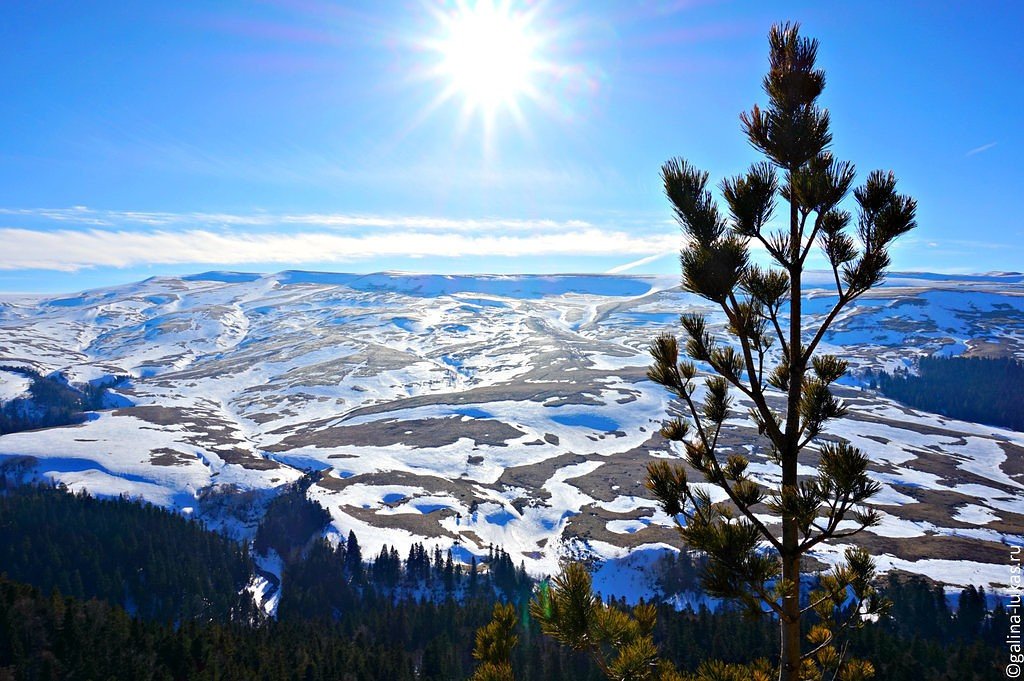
[800,590,837,616]
[767,305,790,359]
[801,293,850,367]
[681,388,712,452]
[799,211,825,266]
[803,490,847,546]
[828,642,852,681]
[722,293,784,447]
[803,515,872,552]
[817,524,874,541]
[800,607,860,661]
[752,581,786,617]
[699,454,783,552]
[830,263,844,298]
[759,232,790,267]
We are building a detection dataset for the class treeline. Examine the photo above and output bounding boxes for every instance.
[0,576,442,681]
[866,355,1024,431]
[252,472,536,608]
[0,484,1011,679]
[0,366,126,435]
[0,482,254,622]
[278,536,534,622]
[845,577,1013,679]
[0,572,1008,681]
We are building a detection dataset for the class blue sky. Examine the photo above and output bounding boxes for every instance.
[1,1,1021,292]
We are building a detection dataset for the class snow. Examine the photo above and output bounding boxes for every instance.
[44,467,182,507]
[818,546,1016,591]
[595,495,659,514]
[249,550,284,617]
[954,504,1002,525]
[585,542,696,604]
[0,370,32,402]
[1,270,1023,595]
[606,519,649,534]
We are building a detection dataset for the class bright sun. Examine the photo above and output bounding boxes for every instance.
[432,0,541,118]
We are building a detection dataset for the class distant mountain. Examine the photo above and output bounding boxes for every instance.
[1,271,1022,598]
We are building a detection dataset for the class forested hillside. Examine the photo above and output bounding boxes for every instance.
[0,485,1010,680]
[868,355,1024,431]
[0,483,253,622]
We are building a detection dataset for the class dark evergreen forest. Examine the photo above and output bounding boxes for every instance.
[867,355,1024,431]
[0,484,1010,680]
[0,483,254,622]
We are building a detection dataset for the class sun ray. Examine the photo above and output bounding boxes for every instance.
[421,0,546,149]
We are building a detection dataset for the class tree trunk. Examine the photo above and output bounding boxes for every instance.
[780,178,803,681]
[779,549,802,681]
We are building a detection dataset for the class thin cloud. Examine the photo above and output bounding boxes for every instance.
[0,228,677,272]
[605,252,672,274]
[965,142,997,156]
[0,206,595,233]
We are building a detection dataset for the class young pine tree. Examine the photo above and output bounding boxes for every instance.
[472,602,519,681]
[644,22,915,681]
[530,563,679,681]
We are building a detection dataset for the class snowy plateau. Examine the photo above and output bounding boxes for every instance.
[1,270,1023,600]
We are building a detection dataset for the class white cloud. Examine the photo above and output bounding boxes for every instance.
[0,227,677,272]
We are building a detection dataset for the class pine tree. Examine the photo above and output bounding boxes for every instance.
[529,563,682,680]
[345,530,363,583]
[472,602,519,681]
[643,22,914,680]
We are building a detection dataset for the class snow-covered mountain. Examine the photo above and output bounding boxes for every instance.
[1,270,1022,596]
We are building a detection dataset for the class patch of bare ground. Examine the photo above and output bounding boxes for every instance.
[212,448,281,470]
[880,488,981,526]
[1000,442,1024,481]
[458,530,488,549]
[885,487,1024,535]
[266,416,524,451]
[315,470,478,504]
[335,344,425,378]
[342,504,461,540]
[880,317,937,334]
[987,513,1024,536]
[243,411,284,425]
[569,434,668,502]
[114,405,283,470]
[149,448,193,466]
[113,405,193,426]
[565,510,678,548]
[888,485,1024,532]
[334,368,648,422]
[964,337,1015,358]
[494,453,590,505]
[850,533,1011,564]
